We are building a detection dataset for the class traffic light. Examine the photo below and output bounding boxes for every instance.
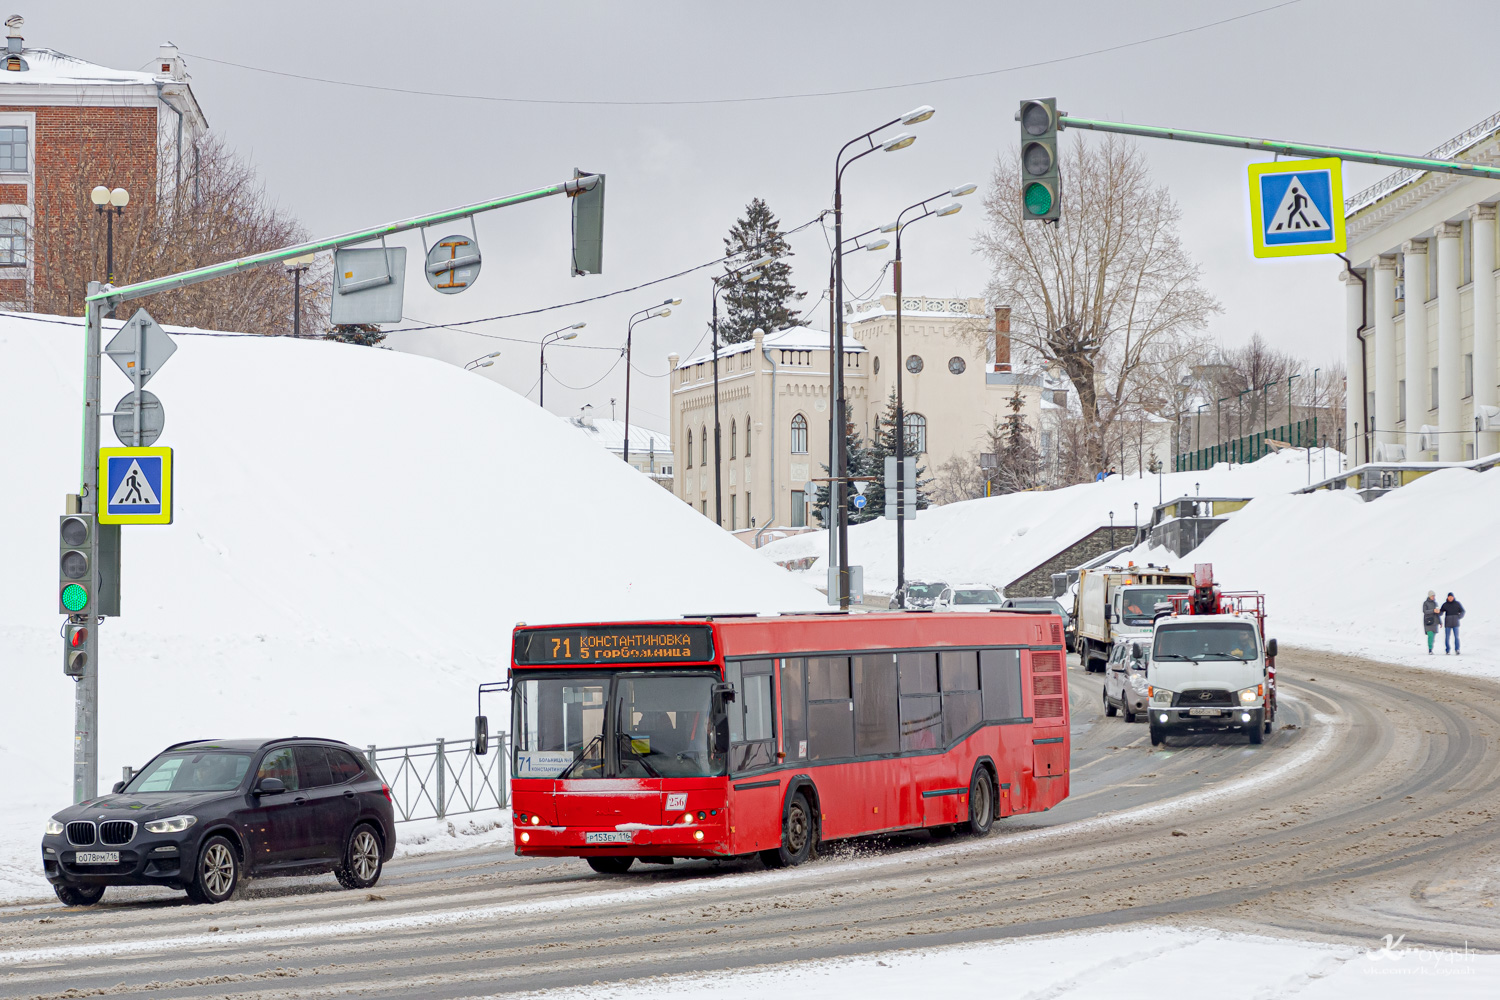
[1017,98,1061,222]
[59,514,93,616]
[64,621,90,678]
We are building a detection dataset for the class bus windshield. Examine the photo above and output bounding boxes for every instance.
[1153,622,1259,661]
[512,672,724,780]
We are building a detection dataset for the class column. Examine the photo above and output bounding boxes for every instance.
[1343,268,1366,466]
[1472,205,1498,457]
[1373,256,1398,458]
[1402,239,1428,459]
[1435,222,1463,461]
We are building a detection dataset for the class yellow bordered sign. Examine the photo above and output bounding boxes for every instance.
[99,447,173,524]
[1248,158,1346,258]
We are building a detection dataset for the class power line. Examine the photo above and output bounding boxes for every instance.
[180,4,1298,109]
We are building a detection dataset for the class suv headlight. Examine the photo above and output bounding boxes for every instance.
[1238,685,1263,705]
[144,814,198,834]
[1149,687,1174,705]
[44,819,63,836]
[1128,673,1149,694]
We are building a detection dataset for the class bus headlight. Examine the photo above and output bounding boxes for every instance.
[1150,688,1174,705]
[1238,685,1263,705]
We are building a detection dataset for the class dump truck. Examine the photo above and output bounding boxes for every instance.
[1074,564,1194,672]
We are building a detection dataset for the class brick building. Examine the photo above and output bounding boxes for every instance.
[0,16,206,310]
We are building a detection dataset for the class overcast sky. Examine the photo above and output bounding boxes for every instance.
[33,0,1500,431]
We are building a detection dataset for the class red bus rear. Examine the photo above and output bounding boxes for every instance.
[504,611,1069,871]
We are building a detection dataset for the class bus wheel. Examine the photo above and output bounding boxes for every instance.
[760,792,814,869]
[586,856,635,875]
[965,769,995,837]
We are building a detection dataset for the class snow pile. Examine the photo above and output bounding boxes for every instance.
[0,313,822,900]
[757,449,1344,595]
[1120,465,1500,678]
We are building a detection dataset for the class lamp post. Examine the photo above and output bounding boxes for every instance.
[1109,510,1114,549]
[1237,388,1252,461]
[464,350,500,371]
[829,104,932,609]
[1133,501,1139,540]
[625,299,679,467]
[881,183,974,603]
[1217,396,1230,466]
[1286,372,1302,437]
[1195,403,1208,470]
[90,185,129,285]
[538,321,586,410]
[285,253,314,337]
[710,257,772,526]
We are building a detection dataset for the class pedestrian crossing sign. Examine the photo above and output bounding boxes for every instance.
[99,447,173,524]
[1248,158,1346,258]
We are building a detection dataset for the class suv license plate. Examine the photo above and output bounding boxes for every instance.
[1188,708,1223,717]
[584,832,633,844]
[74,851,119,864]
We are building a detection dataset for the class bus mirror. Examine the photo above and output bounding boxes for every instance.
[713,682,736,703]
[1265,638,1278,659]
[474,715,489,756]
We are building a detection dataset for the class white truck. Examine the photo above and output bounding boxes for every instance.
[1074,565,1194,672]
[1142,563,1278,747]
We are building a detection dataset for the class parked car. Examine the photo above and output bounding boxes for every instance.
[42,738,395,906]
[888,580,952,610]
[1102,638,1150,722]
[1000,596,1076,651]
[949,584,1004,607]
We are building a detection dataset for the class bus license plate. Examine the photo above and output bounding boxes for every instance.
[585,832,633,844]
[74,851,119,864]
[1188,708,1222,717]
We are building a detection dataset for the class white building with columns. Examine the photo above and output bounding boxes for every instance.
[1343,111,1500,464]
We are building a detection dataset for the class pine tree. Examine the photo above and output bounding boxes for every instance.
[869,390,933,514]
[812,418,882,526]
[720,198,805,343]
[326,323,387,347]
[984,387,1043,494]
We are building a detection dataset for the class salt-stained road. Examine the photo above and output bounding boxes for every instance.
[3,647,1498,998]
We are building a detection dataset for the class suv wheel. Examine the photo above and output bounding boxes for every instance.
[335,824,384,889]
[53,881,105,907]
[186,835,239,904]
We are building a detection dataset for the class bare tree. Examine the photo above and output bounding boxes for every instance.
[976,135,1219,474]
[31,135,326,335]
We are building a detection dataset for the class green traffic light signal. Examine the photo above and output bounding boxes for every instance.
[61,582,89,612]
[1024,182,1054,216]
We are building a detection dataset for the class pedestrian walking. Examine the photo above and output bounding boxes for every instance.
[1422,591,1439,654]
[1438,591,1465,655]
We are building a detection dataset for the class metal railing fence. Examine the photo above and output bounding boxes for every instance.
[1175,417,1319,471]
[366,735,509,823]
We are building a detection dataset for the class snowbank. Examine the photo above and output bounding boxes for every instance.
[507,925,1497,999]
[0,313,823,898]
[758,449,1344,595]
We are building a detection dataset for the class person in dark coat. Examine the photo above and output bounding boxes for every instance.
[1438,592,1465,655]
[1423,591,1440,654]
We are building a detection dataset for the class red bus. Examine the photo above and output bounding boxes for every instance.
[491,610,1069,872]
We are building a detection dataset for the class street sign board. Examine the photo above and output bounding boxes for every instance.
[884,456,917,520]
[331,246,407,325]
[852,494,867,510]
[1248,158,1346,258]
[105,309,176,387]
[111,390,164,447]
[425,234,481,294]
[99,447,173,525]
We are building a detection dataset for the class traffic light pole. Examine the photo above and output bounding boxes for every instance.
[69,176,600,803]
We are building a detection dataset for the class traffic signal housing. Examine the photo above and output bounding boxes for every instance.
[65,622,90,678]
[1017,98,1061,222]
[59,513,92,616]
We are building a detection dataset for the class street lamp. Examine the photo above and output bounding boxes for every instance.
[624,299,679,467]
[285,253,315,338]
[90,184,129,287]
[464,350,500,371]
[1195,403,1208,471]
[1286,372,1302,438]
[883,183,974,602]
[828,105,933,609]
[538,321,586,410]
[709,255,772,526]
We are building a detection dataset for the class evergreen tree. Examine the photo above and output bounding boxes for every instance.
[812,417,881,526]
[720,198,805,343]
[325,323,387,347]
[984,387,1043,494]
[869,389,933,514]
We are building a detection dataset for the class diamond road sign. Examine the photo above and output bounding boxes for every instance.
[1248,158,1346,258]
[105,309,177,386]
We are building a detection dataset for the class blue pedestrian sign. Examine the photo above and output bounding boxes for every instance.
[1247,158,1346,258]
[99,447,173,524]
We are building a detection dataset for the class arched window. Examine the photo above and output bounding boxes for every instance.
[903,413,927,455]
[744,414,752,456]
[730,419,737,459]
[701,426,708,465]
[686,430,693,468]
[790,413,808,454]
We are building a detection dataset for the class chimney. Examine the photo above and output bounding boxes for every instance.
[157,42,186,81]
[578,403,594,428]
[993,306,1012,373]
[4,15,27,71]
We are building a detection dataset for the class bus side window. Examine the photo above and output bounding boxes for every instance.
[853,653,899,756]
[725,661,745,744]
[939,651,981,745]
[980,649,1023,721]
[782,658,807,760]
[807,656,854,759]
[898,651,941,751]
[728,659,775,771]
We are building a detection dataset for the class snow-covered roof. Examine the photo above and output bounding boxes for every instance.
[569,414,673,455]
[675,325,864,370]
[0,47,164,87]
[1345,108,1500,217]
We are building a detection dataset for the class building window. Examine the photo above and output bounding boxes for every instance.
[730,419,737,459]
[1399,380,1406,423]
[744,414,751,456]
[0,127,25,173]
[903,413,927,455]
[701,426,707,465]
[1041,430,1053,457]
[1465,353,1474,399]
[0,217,25,265]
[1430,367,1439,410]
[790,413,808,454]
[702,500,707,516]
[790,490,806,528]
[746,492,752,526]
[1427,245,1438,301]
[1463,219,1474,286]
[686,430,693,469]
[948,356,966,375]
[873,356,881,374]
[731,494,738,530]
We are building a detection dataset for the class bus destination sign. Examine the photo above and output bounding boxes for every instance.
[514,625,714,665]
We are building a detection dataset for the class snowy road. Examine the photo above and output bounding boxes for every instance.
[4,647,1499,998]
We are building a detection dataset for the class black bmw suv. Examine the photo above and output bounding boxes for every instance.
[42,738,395,906]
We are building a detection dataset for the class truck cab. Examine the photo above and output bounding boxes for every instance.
[1074,566,1193,673]
[1144,612,1277,746]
